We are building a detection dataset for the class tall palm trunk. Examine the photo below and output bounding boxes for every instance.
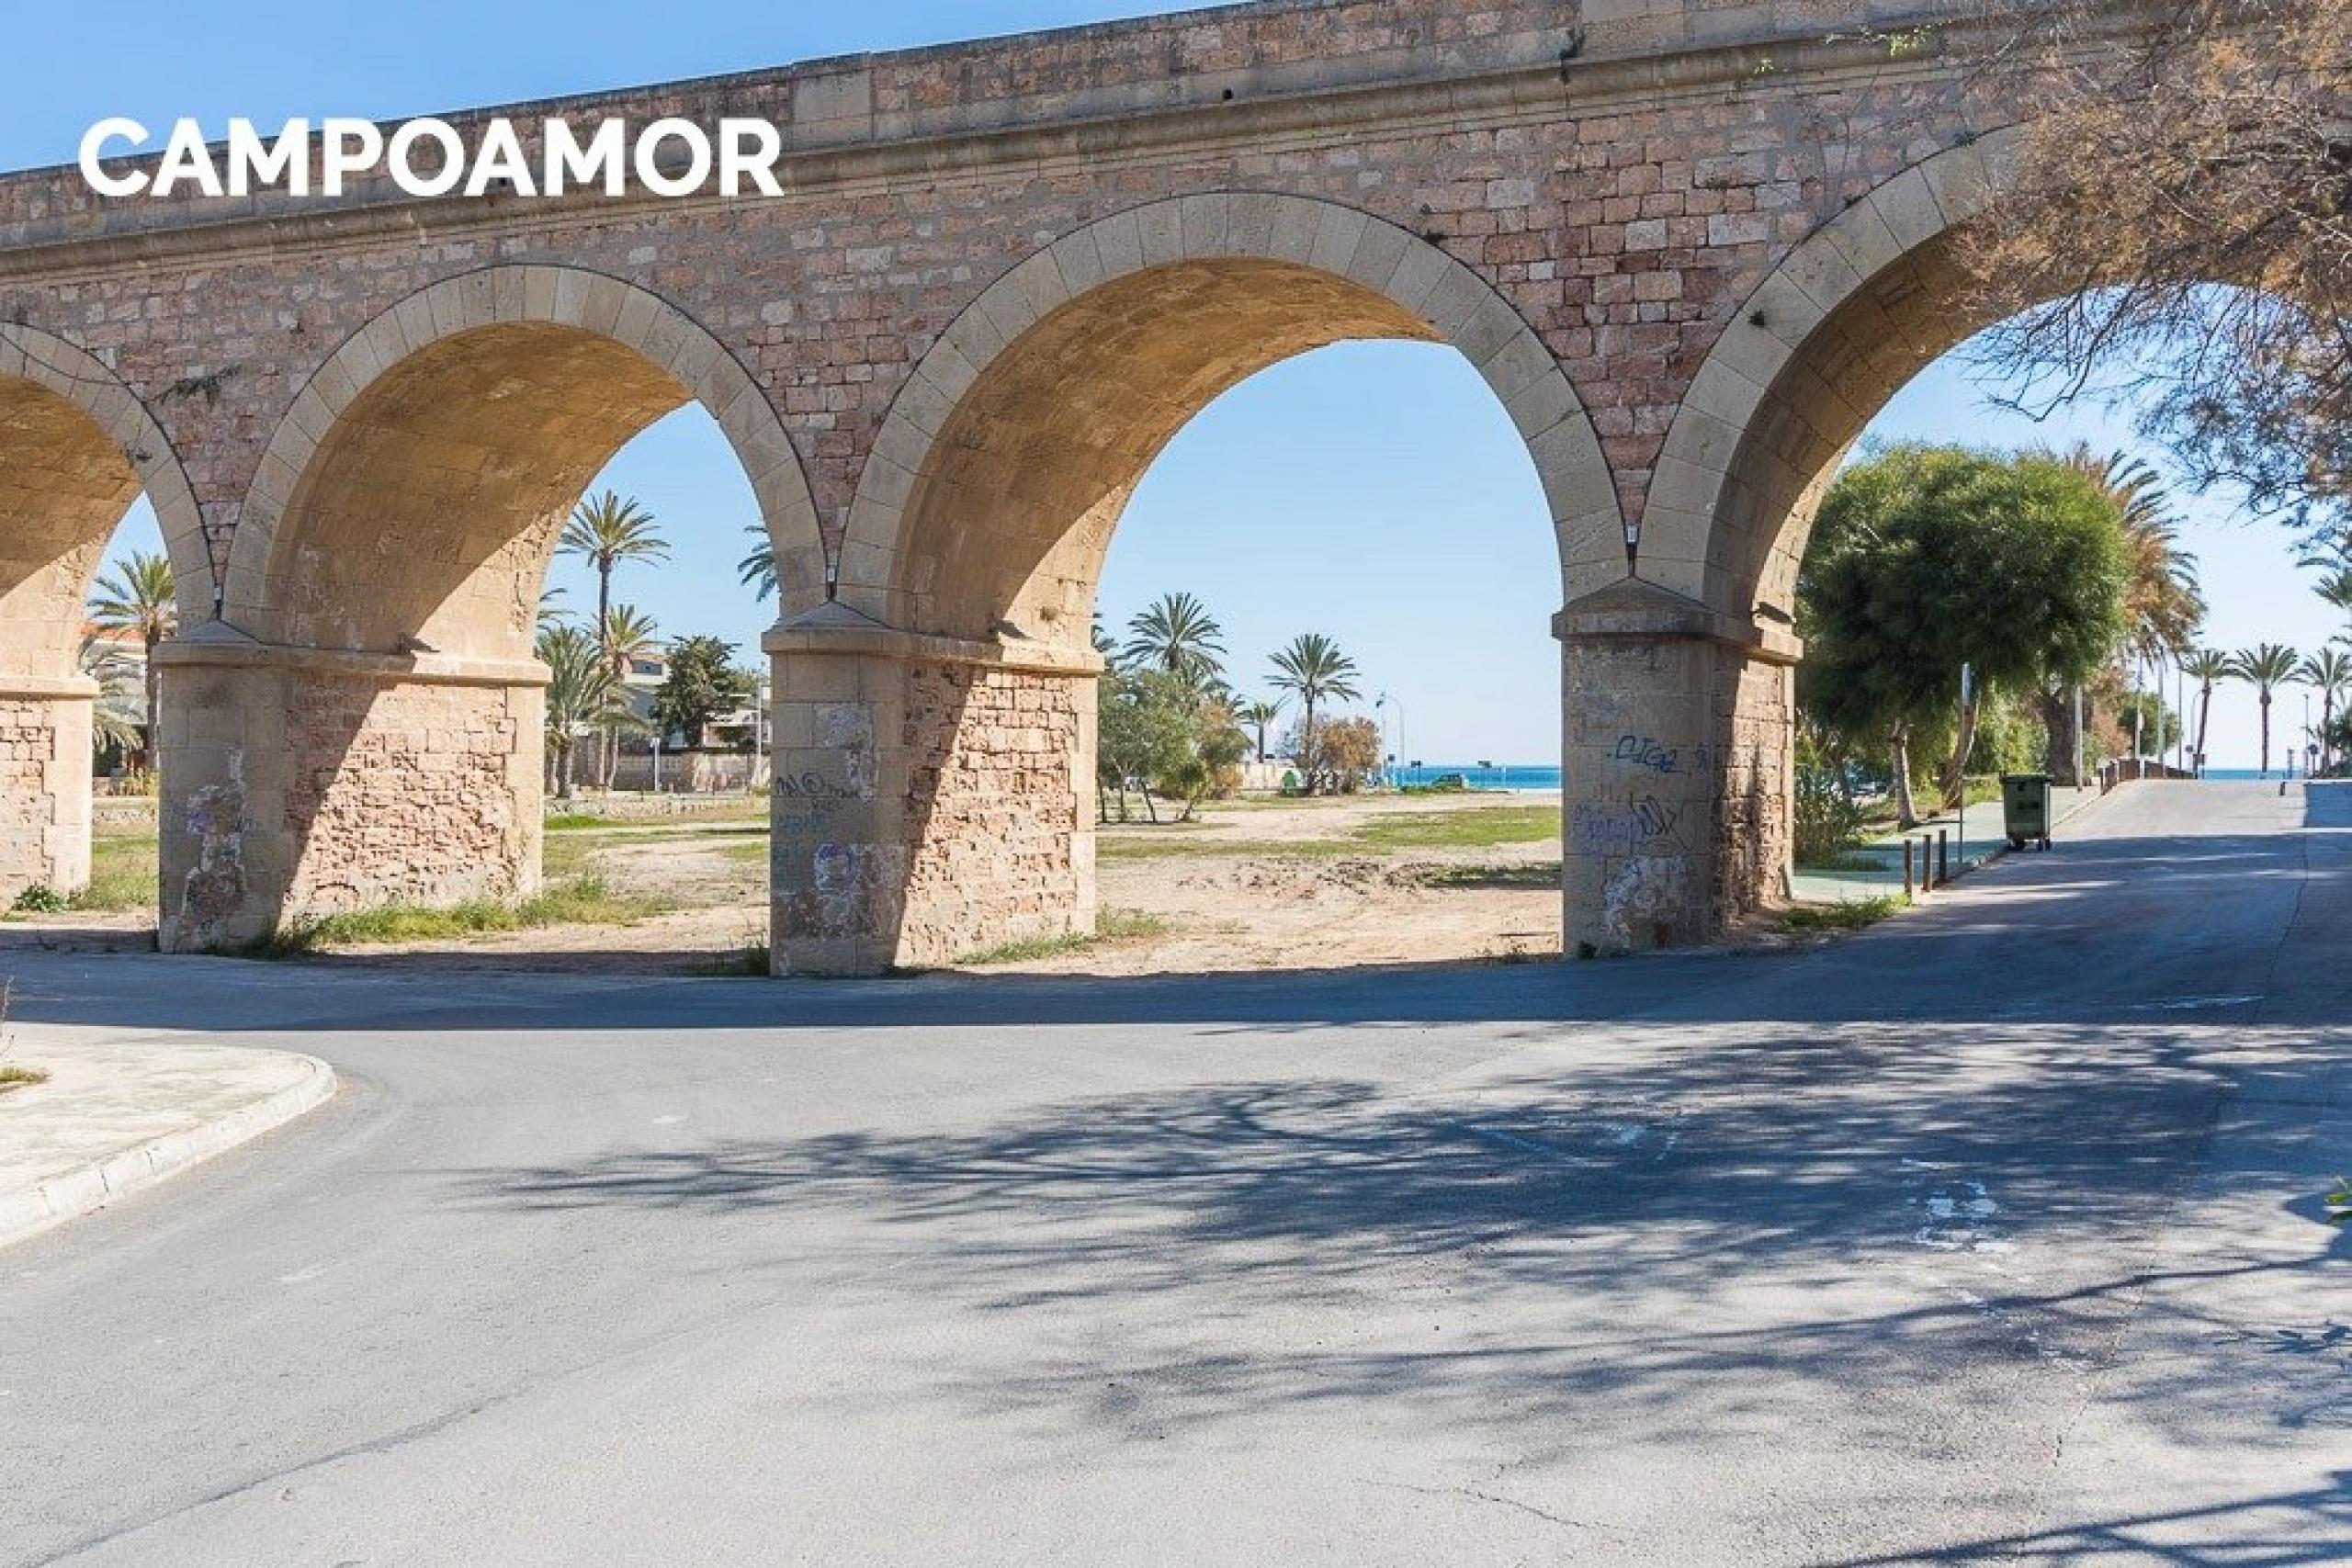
[1300,694,1317,794]
[2259,693,2273,775]
[595,565,616,790]
[141,628,162,768]
[2194,682,2214,774]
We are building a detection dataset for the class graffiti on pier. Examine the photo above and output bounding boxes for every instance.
[1569,793,1690,856]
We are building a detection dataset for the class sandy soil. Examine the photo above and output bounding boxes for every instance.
[13,793,1571,976]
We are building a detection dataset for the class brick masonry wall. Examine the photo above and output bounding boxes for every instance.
[278,675,540,915]
[0,3,2005,587]
[157,656,540,946]
[896,661,1091,967]
[0,695,91,898]
[1715,654,1794,922]
[767,640,1092,973]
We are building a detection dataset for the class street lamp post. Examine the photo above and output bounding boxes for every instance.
[1376,693,1406,789]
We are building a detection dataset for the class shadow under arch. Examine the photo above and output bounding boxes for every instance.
[158,265,821,950]
[773,193,1614,974]
[219,264,822,650]
[0,322,208,901]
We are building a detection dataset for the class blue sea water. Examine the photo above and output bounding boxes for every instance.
[1392,763,1562,792]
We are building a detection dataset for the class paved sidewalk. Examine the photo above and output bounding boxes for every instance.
[0,1032,334,1247]
[1792,782,2105,904]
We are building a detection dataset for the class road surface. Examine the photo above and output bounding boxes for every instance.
[3,782,2346,1564]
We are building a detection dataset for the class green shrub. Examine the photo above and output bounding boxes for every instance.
[1792,764,1868,867]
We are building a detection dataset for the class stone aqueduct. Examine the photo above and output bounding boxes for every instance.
[0,0,2105,972]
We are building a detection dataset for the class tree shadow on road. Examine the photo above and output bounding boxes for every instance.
[461,1011,2348,1471]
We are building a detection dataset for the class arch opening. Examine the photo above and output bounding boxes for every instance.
[782,197,1616,973]
[889,258,1443,647]
[1655,133,2324,931]
[0,332,204,915]
[164,269,817,950]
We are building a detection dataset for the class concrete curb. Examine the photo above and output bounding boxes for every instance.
[0,1054,336,1250]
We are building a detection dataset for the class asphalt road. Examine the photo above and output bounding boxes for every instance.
[3,782,2346,1565]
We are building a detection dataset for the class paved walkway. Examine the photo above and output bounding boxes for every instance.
[1792,782,2103,903]
[0,1031,334,1247]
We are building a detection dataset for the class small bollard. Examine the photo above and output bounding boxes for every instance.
[1903,838,1916,897]
[1938,829,1951,885]
[1919,836,1934,893]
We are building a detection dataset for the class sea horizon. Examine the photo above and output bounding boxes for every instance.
[1385,762,2327,793]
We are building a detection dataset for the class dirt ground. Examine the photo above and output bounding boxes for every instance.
[7,793,1568,975]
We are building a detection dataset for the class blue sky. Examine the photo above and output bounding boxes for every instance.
[23,1,2342,769]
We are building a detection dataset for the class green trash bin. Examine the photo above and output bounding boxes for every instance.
[2001,773,2052,852]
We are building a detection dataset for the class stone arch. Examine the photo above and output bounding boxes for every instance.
[834,191,1623,642]
[220,264,822,654]
[0,323,207,901]
[160,266,822,949]
[0,322,210,674]
[1636,130,2024,623]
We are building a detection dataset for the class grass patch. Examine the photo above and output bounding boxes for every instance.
[959,908,1171,966]
[1351,805,1561,852]
[542,835,600,879]
[0,1064,49,1095]
[545,812,626,831]
[84,832,159,910]
[1102,806,1562,863]
[0,832,159,918]
[242,875,670,955]
[1777,894,1908,934]
[1795,849,1886,873]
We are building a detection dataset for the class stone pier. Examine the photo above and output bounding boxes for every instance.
[154,631,545,951]
[0,679,95,903]
[1559,581,1798,955]
[766,606,1099,976]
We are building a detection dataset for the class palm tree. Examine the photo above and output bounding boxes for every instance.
[537,585,575,632]
[85,551,177,765]
[596,604,662,789]
[1268,633,1361,792]
[537,624,628,801]
[2316,567,2352,631]
[2296,648,2352,772]
[2054,446,2205,663]
[1123,592,1227,686]
[558,491,669,666]
[737,525,776,603]
[1240,699,1283,764]
[2227,644,2301,776]
[2054,446,2204,764]
[78,636,145,761]
[2179,648,2231,776]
